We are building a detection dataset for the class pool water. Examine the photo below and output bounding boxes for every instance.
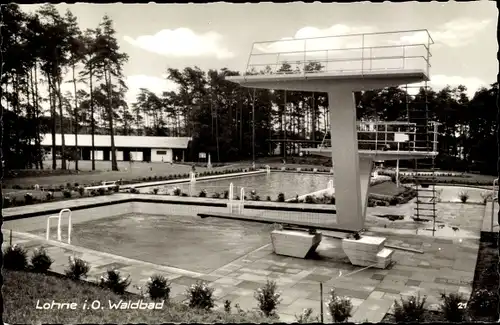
[139,172,334,200]
[36,213,272,274]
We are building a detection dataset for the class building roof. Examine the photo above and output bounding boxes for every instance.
[41,134,191,149]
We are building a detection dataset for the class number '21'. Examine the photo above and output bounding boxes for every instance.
[458,302,467,309]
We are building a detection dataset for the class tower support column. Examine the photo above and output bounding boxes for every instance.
[328,87,371,231]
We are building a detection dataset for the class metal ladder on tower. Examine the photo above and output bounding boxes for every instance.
[406,83,438,230]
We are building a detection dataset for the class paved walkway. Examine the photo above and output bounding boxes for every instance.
[3,225,478,323]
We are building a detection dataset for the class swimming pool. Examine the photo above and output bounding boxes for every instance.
[138,172,335,200]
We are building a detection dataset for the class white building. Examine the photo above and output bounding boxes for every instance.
[41,134,192,163]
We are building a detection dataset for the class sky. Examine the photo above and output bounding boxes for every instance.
[20,1,497,106]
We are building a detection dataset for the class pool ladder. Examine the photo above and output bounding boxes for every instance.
[46,209,72,244]
[228,183,245,214]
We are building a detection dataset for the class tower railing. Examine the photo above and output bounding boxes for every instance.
[244,29,433,78]
[317,121,439,154]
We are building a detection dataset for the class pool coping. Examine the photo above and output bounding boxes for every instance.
[3,193,337,221]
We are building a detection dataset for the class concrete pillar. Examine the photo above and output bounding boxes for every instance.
[360,157,374,219]
[328,88,364,231]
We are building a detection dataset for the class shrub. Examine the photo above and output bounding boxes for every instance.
[389,196,399,206]
[99,269,131,295]
[393,293,427,322]
[129,187,139,194]
[277,193,285,202]
[305,195,314,204]
[13,184,21,190]
[24,192,34,204]
[97,188,106,196]
[468,288,498,318]
[199,189,207,197]
[295,308,319,323]
[89,189,97,196]
[77,186,85,196]
[440,292,467,322]
[266,196,271,201]
[212,192,221,199]
[173,187,182,196]
[223,190,229,199]
[224,300,232,313]
[327,289,353,322]
[153,188,159,194]
[481,191,493,204]
[187,281,215,310]
[62,189,72,198]
[74,182,79,187]
[458,191,469,203]
[45,192,54,201]
[254,195,261,201]
[3,244,28,270]
[65,256,90,280]
[254,280,281,317]
[113,185,120,192]
[3,196,13,208]
[31,247,53,273]
[181,192,188,197]
[329,196,336,205]
[147,274,171,301]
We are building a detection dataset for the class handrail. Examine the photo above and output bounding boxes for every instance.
[239,187,245,214]
[252,29,433,46]
[492,178,498,231]
[46,209,72,244]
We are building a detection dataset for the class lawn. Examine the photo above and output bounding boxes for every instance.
[3,269,276,324]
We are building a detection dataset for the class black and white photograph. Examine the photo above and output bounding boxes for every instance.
[1,1,499,323]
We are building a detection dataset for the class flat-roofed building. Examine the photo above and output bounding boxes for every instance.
[41,134,192,163]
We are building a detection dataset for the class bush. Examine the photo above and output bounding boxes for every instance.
[266,196,271,201]
[63,189,72,198]
[3,196,13,208]
[173,187,182,196]
[3,244,28,270]
[305,195,314,204]
[327,289,353,322]
[153,188,159,194]
[30,247,53,273]
[295,308,319,323]
[277,193,285,202]
[187,281,215,310]
[77,186,85,196]
[199,189,207,197]
[24,192,34,205]
[254,280,282,317]
[468,288,499,318]
[212,192,221,199]
[221,299,231,313]
[97,188,106,196]
[46,192,54,201]
[181,192,188,197]
[481,191,493,204]
[147,274,171,301]
[99,269,131,295]
[393,293,427,322]
[458,191,469,203]
[440,292,467,322]
[223,190,229,199]
[65,256,90,280]
[129,187,139,194]
[113,185,120,192]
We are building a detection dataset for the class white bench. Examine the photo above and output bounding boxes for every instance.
[342,236,394,269]
[270,230,322,258]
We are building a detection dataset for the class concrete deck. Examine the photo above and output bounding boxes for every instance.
[3,197,481,323]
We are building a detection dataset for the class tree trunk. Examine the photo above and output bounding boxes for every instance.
[90,66,96,171]
[56,78,67,170]
[47,76,57,170]
[72,64,79,171]
[106,68,118,171]
[34,64,43,169]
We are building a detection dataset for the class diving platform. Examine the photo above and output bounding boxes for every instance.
[302,121,440,161]
[225,29,436,269]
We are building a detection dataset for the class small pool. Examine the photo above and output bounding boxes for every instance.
[138,172,334,200]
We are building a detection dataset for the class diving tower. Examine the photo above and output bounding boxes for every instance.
[226,29,437,268]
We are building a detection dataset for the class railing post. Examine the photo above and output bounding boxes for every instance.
[303,39,307,75]
[239,187,245,214]
[492,178,498,231]
[229,183,234,213]
[402,45,405,69]
[384,123,388,146]
[361,34,365,73]
[375,121,378,151]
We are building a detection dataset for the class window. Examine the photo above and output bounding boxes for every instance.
[157,150,167,155]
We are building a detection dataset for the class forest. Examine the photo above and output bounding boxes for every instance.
[2,4,498,174]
